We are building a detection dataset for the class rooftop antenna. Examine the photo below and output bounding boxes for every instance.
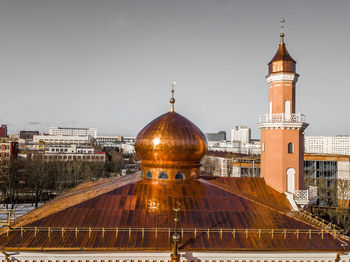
[170,81,176,112]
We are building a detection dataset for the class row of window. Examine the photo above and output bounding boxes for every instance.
[145,171,185,180]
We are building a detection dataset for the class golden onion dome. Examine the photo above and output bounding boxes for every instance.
[135,111,208,181]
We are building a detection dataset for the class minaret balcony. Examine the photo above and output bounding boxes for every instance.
[259,113,306,124]
[258,113,309,130]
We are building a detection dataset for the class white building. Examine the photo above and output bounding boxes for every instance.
[231,126,251,145]
[49,127,97,138]
[46,144,95,154]
[123,136,136,143]
[33,135,94,145]
[305,136,350,155]
[96,136,122,144]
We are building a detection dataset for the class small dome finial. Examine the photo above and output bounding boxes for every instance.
[280,18,285,43]
[170,80,176,112]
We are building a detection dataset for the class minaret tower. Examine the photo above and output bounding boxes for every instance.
[258,19,308,193]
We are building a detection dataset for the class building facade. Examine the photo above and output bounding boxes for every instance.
[0,125,7,138]
[49,127,97,138]
[96,136,123,144]
[0,139,18,176]
[33,135,94,145]
[202,151,260,177]
[231,126,251,145]
[205,130,226,142]
[19,130,39,140]
[305,136,350,155]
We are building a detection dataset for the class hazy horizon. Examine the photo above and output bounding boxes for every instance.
[1,0,349,139]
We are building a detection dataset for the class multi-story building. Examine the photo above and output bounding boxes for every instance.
[96,136,123,144]
[231,126,251,145]
[19,130,39,140]
[122,136,136,143]
[33,135,94,145]
[305,136,350,155]
[0,139,18,176]
[21,144,106,163]
[205,130,226,142]
[49,127,97,138]
[47,144,95,154]
[202,151,260,177]
[304,154,350,207]
[0,125,7,138]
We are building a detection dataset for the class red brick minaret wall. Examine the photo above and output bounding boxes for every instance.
[258,31,308,193]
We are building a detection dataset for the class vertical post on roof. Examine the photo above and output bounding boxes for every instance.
[232,229,235,239]
[194,228,197,239]
[171,201,181,262]
[308,229,312,239]
[155,227,157,239]
[296,229,299,239]
[271,229,274,239]
[207,228,210,239]
[142,228,144,239]
[115,228,119,239]
[128,227,131,239]
[321,229,324,239]
[48,227,51,238]
[61,227,65,238]
[245,229,248,238]
[283,229,287,239]
[220,228,222,239]
[34,227,38,237]
[89,227,92,238]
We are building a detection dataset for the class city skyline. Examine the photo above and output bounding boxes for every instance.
[0,0,349,138]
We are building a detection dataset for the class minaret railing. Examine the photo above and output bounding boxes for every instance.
[259,113,306,124]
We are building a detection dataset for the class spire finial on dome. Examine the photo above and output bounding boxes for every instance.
[170,80,176,112]
[171,201,181,262]
[280,18,285,43]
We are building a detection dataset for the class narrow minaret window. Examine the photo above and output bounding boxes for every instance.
[288,143,293,154]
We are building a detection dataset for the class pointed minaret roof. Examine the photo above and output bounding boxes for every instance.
[268,18,296,64]
[269,42,296,64]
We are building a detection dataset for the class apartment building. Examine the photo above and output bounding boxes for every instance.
[49,127,97,138]
[201,151,260,177]
[33,135,94,145]
[305,136,350,155]
[0,139,18,175]
[96,136,123,144]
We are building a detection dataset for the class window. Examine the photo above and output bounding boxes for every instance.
[262,142,265,152]
[288,143,293,154]
[175,172,185,180]
[146,171,152,179]
[284,100,291,115]
[158,172,168,180]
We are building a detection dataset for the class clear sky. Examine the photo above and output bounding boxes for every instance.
[0,0,349,138]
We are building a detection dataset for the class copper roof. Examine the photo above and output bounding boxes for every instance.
[0,174,348,252]
[269,43,296,64]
